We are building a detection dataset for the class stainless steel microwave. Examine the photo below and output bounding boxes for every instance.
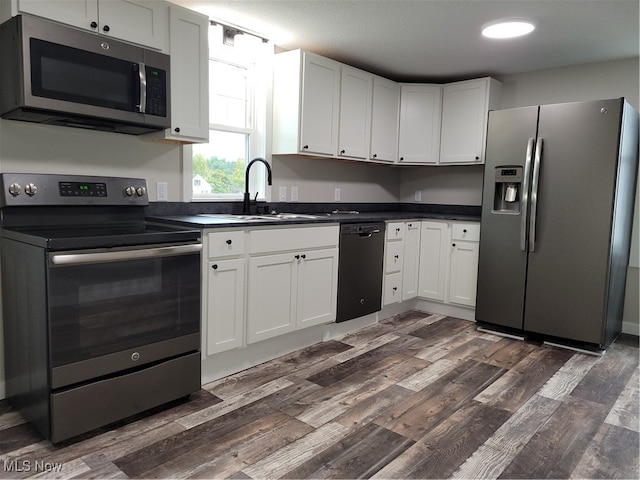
[0,15,170,135]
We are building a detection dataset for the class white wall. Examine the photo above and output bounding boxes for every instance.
[0,121,184,201]
[272,155,400,203]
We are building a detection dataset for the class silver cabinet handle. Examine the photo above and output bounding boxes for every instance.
[529,137,543,252]
[520,138,535,251]
[50,243,202,267]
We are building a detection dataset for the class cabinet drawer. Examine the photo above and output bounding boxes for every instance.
[384,272,402,305]
[207,230,245,258]
[451,223,480,242]
[387,222,405,241]
[385,240,404,273]
[249,225,339,254]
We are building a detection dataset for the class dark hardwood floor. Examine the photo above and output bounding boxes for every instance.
[0,311,638,479]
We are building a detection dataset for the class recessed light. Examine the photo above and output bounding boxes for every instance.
[482,21,535,39]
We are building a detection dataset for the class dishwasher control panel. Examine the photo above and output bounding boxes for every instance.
[340,223,382,235]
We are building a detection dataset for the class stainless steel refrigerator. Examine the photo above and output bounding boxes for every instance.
[476,98,638,350]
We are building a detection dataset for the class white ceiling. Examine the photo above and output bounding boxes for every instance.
[173,0,639,82]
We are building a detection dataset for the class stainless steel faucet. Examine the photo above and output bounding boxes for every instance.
[243,157,273,214]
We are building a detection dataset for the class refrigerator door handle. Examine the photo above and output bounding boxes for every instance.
[529,137,543,252]
[520,137,535,251]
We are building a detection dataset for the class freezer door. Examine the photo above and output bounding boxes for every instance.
[523,99,623,344]
[476,106,539,329]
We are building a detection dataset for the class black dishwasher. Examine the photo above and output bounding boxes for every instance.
[336,223,386,322]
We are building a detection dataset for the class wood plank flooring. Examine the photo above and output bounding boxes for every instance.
[0,311,638,479]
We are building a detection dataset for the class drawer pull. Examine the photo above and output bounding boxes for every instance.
[212,264,218,270]
[226,239,232,245]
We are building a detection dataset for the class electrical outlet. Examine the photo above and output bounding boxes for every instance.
[414,190,422,202]
[157,182,168,201]
[334,187,341,202]
[291,186,299,202]
[279,186,287,202]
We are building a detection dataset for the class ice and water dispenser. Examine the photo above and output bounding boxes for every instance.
[493,167,522,213]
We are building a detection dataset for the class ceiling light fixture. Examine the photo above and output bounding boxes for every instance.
[482,20,535,39]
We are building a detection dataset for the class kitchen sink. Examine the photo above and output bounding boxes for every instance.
[197,213,320,222]
[263,213,319,220]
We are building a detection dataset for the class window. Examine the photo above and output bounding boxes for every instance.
[189,23,272,201]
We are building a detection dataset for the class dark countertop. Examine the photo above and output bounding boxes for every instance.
[147,209,481,229]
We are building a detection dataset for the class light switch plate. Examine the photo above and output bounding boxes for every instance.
[334,187,341,201]
[279,186,287,202]
[414,190,422,202]
[291,186,299,201]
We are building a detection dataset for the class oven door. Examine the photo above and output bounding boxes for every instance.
[47,242,201,389]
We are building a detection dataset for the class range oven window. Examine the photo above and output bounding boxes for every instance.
[48,251,200,367]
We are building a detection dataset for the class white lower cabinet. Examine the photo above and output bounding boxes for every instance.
[449,242,479,306]
[247,252,297,343]
[202,224,338,355]
[206,258,245,355]
[247,248,339,343]
[418,221,448,301]
[402,221,421,300]
[247,225,339,344]
[448,223,480,307]
[383,220,421,305]
[418,220,480,308]
[202,230,246,357]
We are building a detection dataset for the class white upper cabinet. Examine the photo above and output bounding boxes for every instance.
[10,0,167,50]
[273,50,341,156]
[338,66,372,160]
[398,84,442,165]
[272,51,501,165]
[151,4,208,143]
[98,0,166,50]
[300,53,341,155]
[439,77,502,164]
[370,76,400,163]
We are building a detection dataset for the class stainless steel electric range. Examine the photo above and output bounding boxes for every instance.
[0,173,202,443]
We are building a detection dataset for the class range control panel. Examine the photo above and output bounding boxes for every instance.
[0,174,148,207]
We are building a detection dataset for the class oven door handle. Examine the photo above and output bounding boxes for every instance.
[49,244,202,267]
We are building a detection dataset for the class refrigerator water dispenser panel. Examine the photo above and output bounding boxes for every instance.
[493,166,522,213]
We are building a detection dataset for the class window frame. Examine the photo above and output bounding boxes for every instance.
[184,25,271,203]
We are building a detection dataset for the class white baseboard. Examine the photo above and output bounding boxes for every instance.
[622,321,639,336]
[415,299,475,321]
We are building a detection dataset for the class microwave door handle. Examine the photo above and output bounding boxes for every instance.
[136,62,147,113]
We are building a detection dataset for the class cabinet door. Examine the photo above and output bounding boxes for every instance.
[296,248,338,328]
[402,222,421,301]
[165,4,208,142]
[300,53,340,155]
[418,221,448,300]
[247,253,296,343]
[338,66,372,159]
[98,0,167,50]
[439,79,488,164]
[206,258,245,355]
[448,241,479,306]
[16,0,98,30]
[370,76,400,162]
[398,85,442,164]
